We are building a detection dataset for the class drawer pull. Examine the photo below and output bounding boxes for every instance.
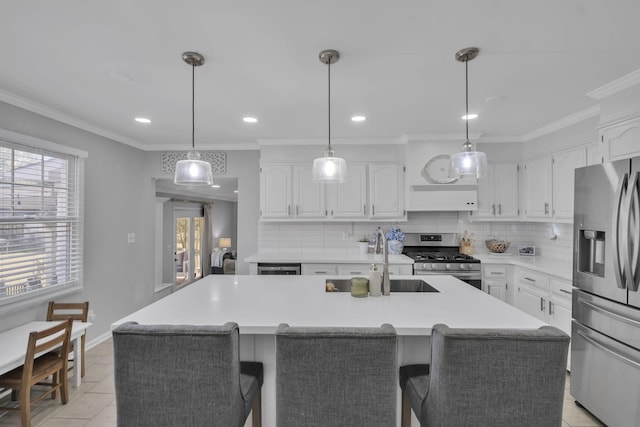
[559,289,572,295]
[489,272,504,275]
[524,277,536,283]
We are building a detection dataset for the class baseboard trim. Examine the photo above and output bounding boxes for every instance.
[86,330,113,351]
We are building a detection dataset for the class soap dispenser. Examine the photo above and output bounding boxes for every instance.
[369,264,382,297]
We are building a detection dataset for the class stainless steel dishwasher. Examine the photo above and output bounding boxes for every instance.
[256,263,301,275]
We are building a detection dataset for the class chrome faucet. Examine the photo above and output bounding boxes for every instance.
[374,228,391,296]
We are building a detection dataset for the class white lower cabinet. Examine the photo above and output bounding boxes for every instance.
[337,264,370,276]
[548,278,572,336]
[302,262,411,276]
[301,264,337,275]
[514,267,572,368]
[515,269,550,322]
[481,264,513,304]
[336,263,411,276]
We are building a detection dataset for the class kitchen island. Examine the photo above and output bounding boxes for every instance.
[113,274,545,426]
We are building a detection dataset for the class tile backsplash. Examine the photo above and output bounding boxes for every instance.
[258,212,574,262]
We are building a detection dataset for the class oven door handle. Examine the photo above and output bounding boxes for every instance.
[415,271,480,278]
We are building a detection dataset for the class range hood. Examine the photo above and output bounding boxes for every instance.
[405,141,479,211]
[407,185,478,211]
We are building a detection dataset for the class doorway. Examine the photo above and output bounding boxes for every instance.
[174,207,204,287]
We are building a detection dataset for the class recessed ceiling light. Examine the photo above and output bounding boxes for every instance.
[233,190,239,193]
[351,115,366,122]
[243,116,258,123]
[211,184,221,188]
[135,117,151,124]
[462,114,478,120]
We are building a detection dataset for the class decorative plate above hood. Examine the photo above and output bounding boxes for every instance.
[405,141,479,211]
[423,154,459,184]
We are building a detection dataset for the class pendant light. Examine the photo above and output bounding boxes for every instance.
[174,51,214,186]
[312,49,346,183]
[449,47,488,179]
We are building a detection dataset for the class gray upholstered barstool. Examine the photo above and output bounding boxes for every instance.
[275,323,397,427]
[112,322,262,427]
[399,323,569,427]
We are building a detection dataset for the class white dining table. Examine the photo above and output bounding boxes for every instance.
[0,320,92,387]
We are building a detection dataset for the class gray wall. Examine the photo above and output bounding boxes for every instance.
[0,101,156,341]
[146,151,259,274]
[211,198,238,254]
[0,102,261,340]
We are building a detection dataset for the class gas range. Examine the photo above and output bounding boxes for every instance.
[405,249,481,273]
[402,233,481,288]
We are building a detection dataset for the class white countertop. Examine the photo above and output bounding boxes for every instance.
[113,274,545,335]
[244,252,414,264]
[474,254,572,280]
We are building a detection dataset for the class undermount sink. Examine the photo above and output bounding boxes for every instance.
[325,278,439,293]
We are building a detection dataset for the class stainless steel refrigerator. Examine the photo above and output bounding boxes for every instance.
[572,157,640,426]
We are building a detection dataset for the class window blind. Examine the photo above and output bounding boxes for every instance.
[0,140,82,300]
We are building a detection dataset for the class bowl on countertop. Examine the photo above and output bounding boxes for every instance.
[485,239,510,253]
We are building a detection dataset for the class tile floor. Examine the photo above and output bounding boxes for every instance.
[0,338,605,427]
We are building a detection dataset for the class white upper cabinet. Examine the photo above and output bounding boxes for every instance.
[552,146,586,220]
[472,163,519,220]
[369,164,406,219]
[260,162,405,222]
[326,164,367,219]
[494,164,520,218]
[586,141,602,166]
[523,156,553,220]
[522,146,587,222]
[601,116,640,162]
[260,164,292,219]
[293,165,326,218]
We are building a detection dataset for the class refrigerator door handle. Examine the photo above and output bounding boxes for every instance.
[627,171,640,292]
[580,297,640,328]
[614,172,629,290]
[577,329,640,369]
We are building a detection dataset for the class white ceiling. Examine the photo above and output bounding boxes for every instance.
[1,0,640,151]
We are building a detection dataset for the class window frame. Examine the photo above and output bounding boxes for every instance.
[0,128,86,315]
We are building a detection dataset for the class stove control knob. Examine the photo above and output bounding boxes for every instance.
[459,264,467,270]
[445,263,451,270]
[422,263,428,270]
[431,263,437,270]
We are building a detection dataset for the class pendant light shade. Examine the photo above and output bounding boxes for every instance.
[450,47,488,179]
[312,49,346,183]
[174,51,213,186]
[312,147,347,183]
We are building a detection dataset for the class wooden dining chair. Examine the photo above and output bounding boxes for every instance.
[46,301,89,377]
[0,319,73,427]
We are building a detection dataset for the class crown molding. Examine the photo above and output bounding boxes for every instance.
[597,106,640,130]
[477,135,523,144]
[586,69,640,100]
[146,142,260,151]
[0,88,147,150]
[256,137,406,146]
[405,132,482,142]
[521,105,600,142]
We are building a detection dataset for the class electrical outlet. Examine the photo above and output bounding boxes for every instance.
[88,309,96,322]
[127,233,135,243]
[342,232,350,240]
